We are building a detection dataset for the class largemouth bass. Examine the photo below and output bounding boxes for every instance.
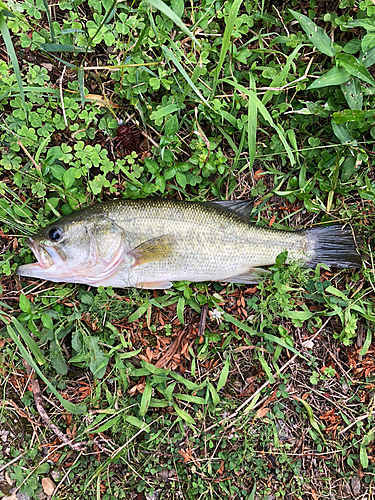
[17,199,361,289]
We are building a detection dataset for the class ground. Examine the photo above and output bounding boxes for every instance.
[0,0,375,499]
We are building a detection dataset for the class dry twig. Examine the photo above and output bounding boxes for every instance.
[22,360,87,451]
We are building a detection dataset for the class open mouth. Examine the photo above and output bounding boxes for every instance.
[27,237,54,268]
[17,238,56,278]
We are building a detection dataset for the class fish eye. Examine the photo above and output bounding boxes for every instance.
[48,227,62,241]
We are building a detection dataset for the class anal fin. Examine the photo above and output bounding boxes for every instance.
[136,280,173,289]
[222,267,270,284]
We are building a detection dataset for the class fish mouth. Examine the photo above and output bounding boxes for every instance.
[17,238,55,278]
[28,237,54,268]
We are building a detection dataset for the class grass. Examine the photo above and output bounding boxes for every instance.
[1,0,375,498]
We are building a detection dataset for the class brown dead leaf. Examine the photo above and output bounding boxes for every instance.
[42,477,56,496]
[145,347,153,362]
[128,381,146,395]
[177,448,194,463]
[180,342,189,357]
[254,168,263,181]
[319,409,336,421]
[41,63,53,72]
[255,407,269,419]
[217,459,225,475]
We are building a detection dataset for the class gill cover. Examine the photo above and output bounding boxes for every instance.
[85,215,127,281]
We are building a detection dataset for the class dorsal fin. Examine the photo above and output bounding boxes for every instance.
[206,200,254,221]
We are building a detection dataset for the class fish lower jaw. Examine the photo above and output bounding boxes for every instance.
[16,262,128,287]
[17,262,50,277]
[17,263,79,282]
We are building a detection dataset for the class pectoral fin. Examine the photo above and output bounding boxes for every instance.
[223,267,271,284]
[129,235,175,267]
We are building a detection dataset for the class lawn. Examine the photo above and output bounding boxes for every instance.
[0,0,375,498]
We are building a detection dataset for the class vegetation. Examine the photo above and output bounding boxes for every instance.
[0,0,375,498]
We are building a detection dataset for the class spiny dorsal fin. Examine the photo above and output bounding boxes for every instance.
[129,235,175,266]
[207,200,254,221]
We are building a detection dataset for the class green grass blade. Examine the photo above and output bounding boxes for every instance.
[35,135,50,167]
[162,45,212,109]
[179,63,203,107]
[40,43,89,53]
[12,317,45,365]
[0,11,28,124]
[78,67,85,105]
[263,333,307,360]
[172,402,196,424]
[232,124,246,171]
[0,85,59,102]
[7,322,87,415]
[262,45,303,105]
[174,394,207,404]
[139,379,152,416]
[258,352,275,384]
[177,296,185,325]
[217,124,238,155]
[223,311,307,359]
[217,356,230,391]
[249,482,257,500]
[212,0,244,96]
[248,73,257,171]
[150,103,180,120]
[123,415,148,429]
[297,397,327,443]
[133,24,148,53]
[208,382,220,406]
[41,0,55,42]
[359,328,372,356]
[146,0,200,46]
[223,78,295,165]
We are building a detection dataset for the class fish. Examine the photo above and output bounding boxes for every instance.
[17,198,361,289]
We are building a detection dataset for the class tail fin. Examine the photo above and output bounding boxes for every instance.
[306,225,362,268]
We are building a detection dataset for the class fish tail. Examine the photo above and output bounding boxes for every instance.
[305,225,362,268]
